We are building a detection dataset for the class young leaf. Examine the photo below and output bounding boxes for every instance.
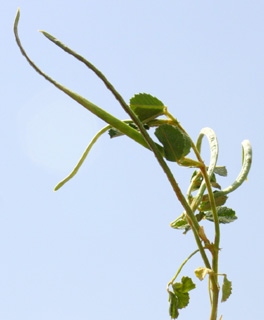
[205,207,237,224]
[172,277,196,309]
[168,291,179,319]
[195,267,213,280]
[154,124,192,162]
[170,217,189,230]
[221,276,232,302]
[130,93,165,122]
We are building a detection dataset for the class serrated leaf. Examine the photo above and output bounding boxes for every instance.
[130,93,165,122]
[173,291,190,309]
[154,124,192,162]
[195,267,213,280]
[214,166,228,177]
[200,192,228,211]
[181,277,196,292]
[171,277,195,310]
[221,276,232,302]
[205,207,237,224]
[168,291,179,319]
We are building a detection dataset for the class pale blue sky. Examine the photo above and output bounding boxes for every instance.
[1,1,263,319]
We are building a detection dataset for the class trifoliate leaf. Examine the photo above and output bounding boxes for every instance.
[129,93,165,122]
[154,124,192,162]
[168,291,179,319]
[195,267,213,280]
[205,207,237,224]
[172,277,195,309]
[200,192,228,211]
[221,276,232,302]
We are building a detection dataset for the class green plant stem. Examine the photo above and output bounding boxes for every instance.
[167,249,200,290]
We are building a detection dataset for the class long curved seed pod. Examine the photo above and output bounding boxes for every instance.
[191,127,219,210]
[54,125,110,191]
[221,140,252,195]
[14,9,150,151]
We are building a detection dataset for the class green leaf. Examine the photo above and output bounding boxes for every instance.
[172,277,196,309]
[200,191,228,211]
[170,217,189,230]
[221,276,232,302]
[154,124,192,162]
[195,267,213,280]
[205,207,237,224]
[214,166,228,177]
[172,291,189,310]
[168,291,179,319]
[180,276,196,292]
[130,93,165,122]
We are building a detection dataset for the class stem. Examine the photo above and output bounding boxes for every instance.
[167,249,200,290]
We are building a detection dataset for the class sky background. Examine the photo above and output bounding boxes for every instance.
[1,1,263,319]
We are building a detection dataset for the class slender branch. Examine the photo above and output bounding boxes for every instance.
[167,249,200,291]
